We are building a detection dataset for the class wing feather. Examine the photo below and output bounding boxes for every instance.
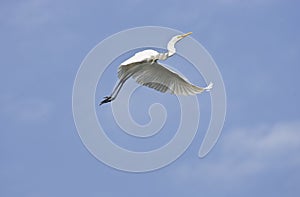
[129,62,208,95]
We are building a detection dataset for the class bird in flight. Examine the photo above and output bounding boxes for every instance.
[99,32,213,105]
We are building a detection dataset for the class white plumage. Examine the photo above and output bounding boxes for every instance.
[100,32,213,105]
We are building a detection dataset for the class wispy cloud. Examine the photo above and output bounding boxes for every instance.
[1,95,54,123]
[172,121,300,184]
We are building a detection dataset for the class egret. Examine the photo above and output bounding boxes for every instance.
[99,32,213,105]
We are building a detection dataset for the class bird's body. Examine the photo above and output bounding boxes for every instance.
[100,32,213,105]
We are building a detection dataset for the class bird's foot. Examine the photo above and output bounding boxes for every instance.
[99,96,112,106]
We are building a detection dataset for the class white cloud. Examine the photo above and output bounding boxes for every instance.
[171,121,300,183]
[1,95,54,123]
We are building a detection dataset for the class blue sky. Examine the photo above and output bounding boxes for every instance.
[1,0,300,196]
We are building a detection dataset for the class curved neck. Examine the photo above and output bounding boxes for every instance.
[167,41,176,57]
[167,36,181,57]
[156,36,182,61]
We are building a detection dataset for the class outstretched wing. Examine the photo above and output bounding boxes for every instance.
[124,62,212,95]
[118,49,212,95]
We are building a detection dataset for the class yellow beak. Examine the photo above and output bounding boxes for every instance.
[180,32,192,38]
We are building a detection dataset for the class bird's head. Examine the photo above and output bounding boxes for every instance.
[171,32,192,44]
[167,32,192,56]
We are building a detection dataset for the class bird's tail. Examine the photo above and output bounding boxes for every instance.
[204,82,213,92]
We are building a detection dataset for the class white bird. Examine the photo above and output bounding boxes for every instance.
[100,32,213,105]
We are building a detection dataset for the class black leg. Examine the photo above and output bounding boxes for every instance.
[99,77,129,106]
